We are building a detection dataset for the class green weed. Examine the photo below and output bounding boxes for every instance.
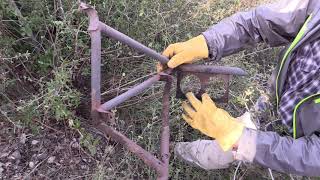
[0,0,294,179]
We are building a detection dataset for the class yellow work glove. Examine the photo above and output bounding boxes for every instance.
[182,92,244,151]
[162,35,209,69]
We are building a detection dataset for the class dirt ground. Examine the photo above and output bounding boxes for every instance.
[0,120,103,179]
[1,0,319,179]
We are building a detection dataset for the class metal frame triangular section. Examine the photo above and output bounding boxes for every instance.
[79,2,247,179]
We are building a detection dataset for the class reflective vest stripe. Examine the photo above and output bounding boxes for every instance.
[276,15,313,108]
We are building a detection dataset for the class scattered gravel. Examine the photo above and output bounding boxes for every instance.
[0,121,103,179]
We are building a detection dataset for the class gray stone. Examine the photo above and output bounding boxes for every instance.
[31,140,39,145]
[47,156,55,164]
[20,133,27,144]
[9,151,21,160]
[29,161,35,168]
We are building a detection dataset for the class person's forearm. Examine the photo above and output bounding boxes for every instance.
[235,128,320,177]
[203,0,313,61]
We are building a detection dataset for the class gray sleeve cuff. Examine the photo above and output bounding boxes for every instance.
[234,128,257,162]
[202,31,219,61]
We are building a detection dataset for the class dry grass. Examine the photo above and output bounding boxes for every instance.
[90,0,287,179]
[0,0,303,179]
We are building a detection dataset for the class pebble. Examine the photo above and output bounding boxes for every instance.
[37,152,48,160]
[20,133,27,144]
[9,151,21,160]
[80,165,88,170]
[31,140,39,145]
[71,139,80,149]
[29,161,35,168]
[47,156,55,164]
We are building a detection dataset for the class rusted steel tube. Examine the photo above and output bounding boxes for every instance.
[96,123,165,176]
[90,31,102,111]
[98,20,249,78]
[158,78,173,180]
[179,64,247,76]
[80,2,102,111]
[98,75,161,112]
[99,22,169,64]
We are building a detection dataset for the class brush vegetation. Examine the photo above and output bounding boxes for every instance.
[0,0,301,179]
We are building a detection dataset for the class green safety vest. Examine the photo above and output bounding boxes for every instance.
[275,14,320,139]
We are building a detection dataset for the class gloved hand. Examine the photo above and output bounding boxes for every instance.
[174,112,256,170]
[162,35,209,69]
[182,92,244,151]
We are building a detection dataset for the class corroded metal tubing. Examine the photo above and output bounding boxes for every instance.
[96,123,165,176]
[179,64,247,76]
[98,75,161,112]
[98,20,248,77]
[158,77,173,180]
[97,64,248,112]
[90,30,102,111]
[80,2,101,111]
[99,22,169,64]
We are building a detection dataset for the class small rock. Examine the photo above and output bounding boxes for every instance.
[29,162,35,168]
[47,156,55,164]
[80,165,88,170]
[106,167,112,172]
[0,167,3,173]
[31,140,39,145]
[9,151,21,160]
[74,158,80,164]
[71,140,80,149]
[36,152,48,160]
[20,133,27,144]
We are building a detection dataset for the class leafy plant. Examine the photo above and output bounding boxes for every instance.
[1,0,290,179]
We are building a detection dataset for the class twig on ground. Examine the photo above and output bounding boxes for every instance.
[289,174,295,180]
[233,161,242,180]
[268,168,274,180]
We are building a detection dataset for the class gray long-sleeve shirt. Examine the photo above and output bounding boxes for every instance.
[202,0,320,176]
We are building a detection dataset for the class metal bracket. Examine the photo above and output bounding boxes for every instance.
[176,70,231,103]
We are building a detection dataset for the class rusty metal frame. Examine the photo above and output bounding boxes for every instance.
[79,2,246,179]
